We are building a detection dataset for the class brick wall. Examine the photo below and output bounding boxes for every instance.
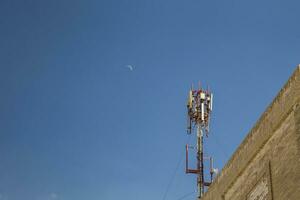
[200,66,300,200]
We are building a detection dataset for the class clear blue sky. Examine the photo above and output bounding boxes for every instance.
[0,0,299,200]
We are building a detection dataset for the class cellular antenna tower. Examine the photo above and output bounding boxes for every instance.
[186,84,217,199]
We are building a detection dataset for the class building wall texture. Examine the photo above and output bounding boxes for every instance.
[201,66,300,200]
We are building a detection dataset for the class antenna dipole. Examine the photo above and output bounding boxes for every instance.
[185,84,216,199]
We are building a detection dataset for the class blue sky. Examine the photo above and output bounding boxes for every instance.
[0,0,299,200]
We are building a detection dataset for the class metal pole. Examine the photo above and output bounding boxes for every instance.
[197,125,204,199]
[200,128,204,197]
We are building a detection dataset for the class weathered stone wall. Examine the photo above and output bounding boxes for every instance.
[201,66,300,200]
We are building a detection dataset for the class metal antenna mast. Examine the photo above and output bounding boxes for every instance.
[185,84,217,199]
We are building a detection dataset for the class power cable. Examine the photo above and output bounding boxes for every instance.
[211,133,229,159]
[175,191,196,200]
[162,135,192,200]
